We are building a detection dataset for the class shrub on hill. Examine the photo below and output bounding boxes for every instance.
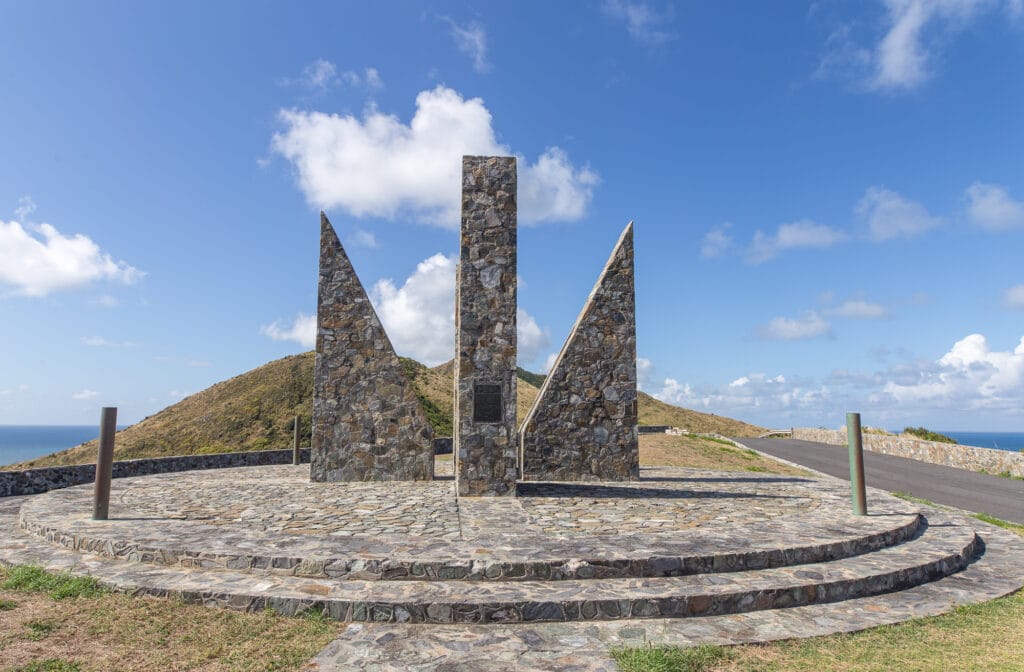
[903,427,958,444]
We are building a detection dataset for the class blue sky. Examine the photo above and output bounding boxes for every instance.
[1,1,1023,431]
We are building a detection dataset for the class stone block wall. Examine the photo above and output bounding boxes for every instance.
[311,213,434,482]
[454,156,519,496]
[791,427,1024,478]
[0,448,312,498]
[520,222,639,481]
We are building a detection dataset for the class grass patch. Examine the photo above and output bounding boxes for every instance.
[972,512,1024,535]
[2,565,104,600]
[614,590,1024,671]
[13,661,82,672]
[0,597,17,610]
[0,562,339,671]
[613,643,731,671]
[25,618,60,641]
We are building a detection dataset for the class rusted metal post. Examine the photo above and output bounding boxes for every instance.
[847,412,867,516]
[293,415,301,465]
[92,407,117,520]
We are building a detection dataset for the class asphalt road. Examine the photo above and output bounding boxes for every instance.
[735,437,1024,525]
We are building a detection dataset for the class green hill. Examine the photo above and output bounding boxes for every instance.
[7,353,764,469]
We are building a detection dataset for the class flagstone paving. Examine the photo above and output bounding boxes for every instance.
[1,464,1022,671]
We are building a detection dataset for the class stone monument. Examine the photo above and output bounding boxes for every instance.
[310,213,434,482]
[520,222,639,481]
[453,156,519,496]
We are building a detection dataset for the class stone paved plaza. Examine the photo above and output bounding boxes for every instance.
[2,459,1023,670]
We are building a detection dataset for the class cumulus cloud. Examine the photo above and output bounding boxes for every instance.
[965,182,1024,230]
[602,0,677,46]
[820,0,1012,91]
[271,86,597,228]
[857,186,940,241]
[748,220,846,263]
[1004,284,1024,310]
[651,372,830,421]
[444,18,490,73]
[827,299,888,319]
[371,253,456,366]
[542,352,559,374]
[700,223,734,258]
[260,313,316,349]
[883,333,1024,410]
[517,308,550,363]
[0,218,143,297]
[758,311,832,341]
[72,389,99,400]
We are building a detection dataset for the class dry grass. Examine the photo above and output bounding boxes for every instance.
[0,564,338,672]
[640,434,809,476]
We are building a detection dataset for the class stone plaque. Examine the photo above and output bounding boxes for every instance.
[473,384,503,423]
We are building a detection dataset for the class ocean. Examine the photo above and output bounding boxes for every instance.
[936,431,1024,453]
[0,425,109,467]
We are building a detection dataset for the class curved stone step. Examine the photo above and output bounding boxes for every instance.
[18,476,924,581]
[0,504,979,624]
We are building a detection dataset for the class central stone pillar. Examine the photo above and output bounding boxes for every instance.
[454,156,518,497]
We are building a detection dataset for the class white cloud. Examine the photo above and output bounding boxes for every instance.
[828,299,888,319]
[303,58,337,90]
[72,389,99,400]
[652,372,828,419]
[271,86,597,228]
[351,230,379,248]
[260,313,316,349]
[602,0,677,46]
[758,311,832,341]
[748,220,846,263]
[1004,284,1024,310]
[857,186,940,241]
[14,196,36,220]
[700,223,734,258]
[445,18,490,73]
[284,61,382,91]
[0,219,142,297]
[371,253,457,366]
[818,1,1014,92]
[636,356,658,391]
[883,333,1024,410]
[542,352,559,374]
[965,182,1024,230]
[517,308,550,363]
[81,336,109,346]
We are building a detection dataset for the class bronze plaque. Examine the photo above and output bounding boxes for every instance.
[473,384,502,423]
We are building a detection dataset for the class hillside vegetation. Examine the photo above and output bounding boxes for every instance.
[8,353,764,469]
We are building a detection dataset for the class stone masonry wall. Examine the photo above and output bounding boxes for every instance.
[0,448,312,498]
[454,156,518,496]
[791,427,1024,478]
[521,222,639,481]
[311,213,434,482]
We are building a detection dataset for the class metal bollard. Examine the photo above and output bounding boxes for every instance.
[92,407,117,520]
[847,412,867,516]
[293,415,301,465]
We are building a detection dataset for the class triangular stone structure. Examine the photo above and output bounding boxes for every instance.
[310,213,434,482]
[520,222,639,481]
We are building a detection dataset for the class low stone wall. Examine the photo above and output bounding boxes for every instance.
[0,449,312,498]
[638,426,671,434]
[1,437,458,498]
[791,428,1024,478]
